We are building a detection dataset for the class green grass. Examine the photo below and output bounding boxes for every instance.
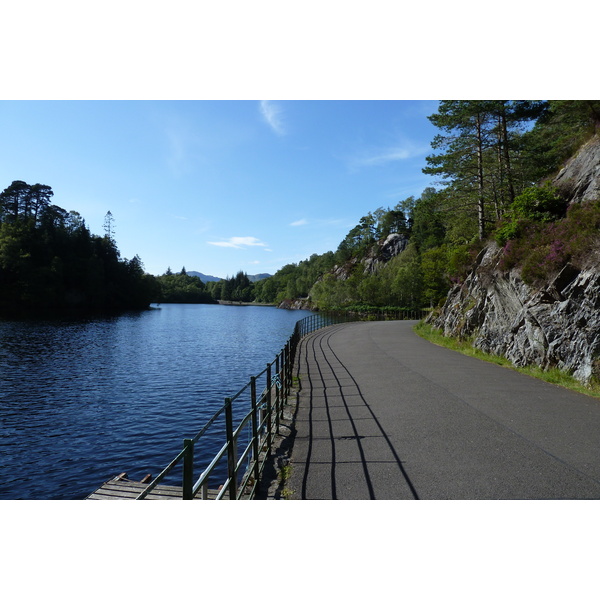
[413,321,600,399]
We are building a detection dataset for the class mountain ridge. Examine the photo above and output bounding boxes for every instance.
[187,270,271,283]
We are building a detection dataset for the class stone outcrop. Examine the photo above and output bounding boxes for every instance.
[323,233,409,282]
[277,298,314,310]
[430,243,600,384]
[362,233,409,275]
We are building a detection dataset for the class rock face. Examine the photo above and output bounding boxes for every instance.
[554,134,600,204]
[324,233,410,281]
[362,233,409,275]
[430,135,600,385]
[430,243,600,384]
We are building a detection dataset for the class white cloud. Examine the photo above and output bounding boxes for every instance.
[260,101,285,136]
[208,236,268,249]
[290,218,308,226]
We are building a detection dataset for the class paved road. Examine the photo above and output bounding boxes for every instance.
[286,320,600,500]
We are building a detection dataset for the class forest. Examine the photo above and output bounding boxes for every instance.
[0,182,160,316]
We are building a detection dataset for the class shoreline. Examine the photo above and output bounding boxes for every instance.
[216,300,276,307]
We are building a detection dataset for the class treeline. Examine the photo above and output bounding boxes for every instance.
[154,269,266,304]
[0,180,159,316]
[153,267,215,303]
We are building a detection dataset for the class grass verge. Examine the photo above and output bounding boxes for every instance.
[413,321,600,399]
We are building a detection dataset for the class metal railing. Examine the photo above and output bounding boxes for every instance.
[134,308,427,500]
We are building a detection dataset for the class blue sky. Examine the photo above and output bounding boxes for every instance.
[0,100,441,278]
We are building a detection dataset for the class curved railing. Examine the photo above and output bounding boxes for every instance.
[134,308,427,499]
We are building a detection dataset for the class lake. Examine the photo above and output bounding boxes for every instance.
[0,303,313,500]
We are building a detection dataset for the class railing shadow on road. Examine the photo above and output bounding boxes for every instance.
[296,322,420,500]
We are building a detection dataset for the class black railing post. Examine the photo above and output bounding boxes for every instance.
[225,397,237,499]
[266,363,273,454]
[183,438,194,500]
[284,341,290,407]
[250,376,260,485]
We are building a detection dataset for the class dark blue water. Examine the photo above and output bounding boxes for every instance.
[0,304,312,499]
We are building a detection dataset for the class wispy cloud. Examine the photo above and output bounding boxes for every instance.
[260,101,286,136]
[165,125,192,176]
[208,236,268,249]
[290,218,308,227]
[348,139,428,169]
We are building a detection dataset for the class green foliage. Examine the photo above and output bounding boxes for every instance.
[495,184,566,246]
[252,252,337,305]
[204,271,262,303]
[494,219,523,247]
[154,268,215,303]
[510,184,565,222]
[421,246,451,306]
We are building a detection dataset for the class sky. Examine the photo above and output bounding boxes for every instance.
[0,100,442,278]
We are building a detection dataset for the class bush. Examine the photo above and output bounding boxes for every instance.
[495,184,566,248]
[511,184,566,222]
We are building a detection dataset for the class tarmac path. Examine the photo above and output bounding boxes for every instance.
[286,320,600,500]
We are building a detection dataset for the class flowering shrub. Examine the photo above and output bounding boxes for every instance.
[499,198,600,285]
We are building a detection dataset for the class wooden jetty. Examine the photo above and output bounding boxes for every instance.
[86,473,220,500]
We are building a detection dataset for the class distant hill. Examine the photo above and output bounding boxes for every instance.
[187,271,271,283]
[187,271,222,283]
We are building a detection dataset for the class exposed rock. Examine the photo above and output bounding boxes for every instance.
[329,257,360,281]
[363,233,409,275]
[278,298,315,310]
[430,243,600,384]
[554,134,600,204]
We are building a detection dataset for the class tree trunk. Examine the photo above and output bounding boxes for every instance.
[476,113,486,240]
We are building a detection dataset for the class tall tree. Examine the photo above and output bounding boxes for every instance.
[424,101,492,240]
[103,210,115,240]
[29,183,54,224]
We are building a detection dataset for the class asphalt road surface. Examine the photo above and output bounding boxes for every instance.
[286,320,600,500]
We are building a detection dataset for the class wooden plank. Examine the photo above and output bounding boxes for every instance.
[86,477,221,500]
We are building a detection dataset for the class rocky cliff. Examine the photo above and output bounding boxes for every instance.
[328,233,409,281]
[430,135,600,385]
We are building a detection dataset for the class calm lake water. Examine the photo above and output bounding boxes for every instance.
[0,303,312,500]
